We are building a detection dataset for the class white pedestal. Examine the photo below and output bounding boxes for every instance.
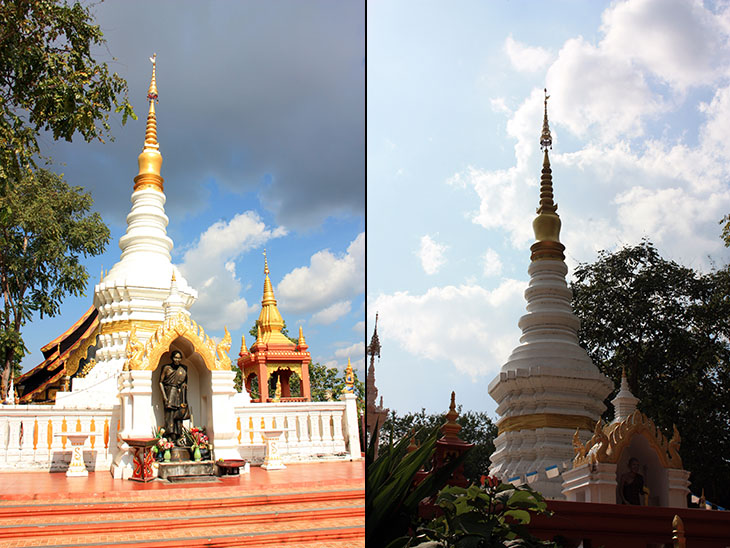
[55,432,91,477]
[261,429,286,470]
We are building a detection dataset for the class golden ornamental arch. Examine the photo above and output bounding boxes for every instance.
[124,313,231,371]
[573,410,682,469]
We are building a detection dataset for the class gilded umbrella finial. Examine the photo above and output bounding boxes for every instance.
[135,54,164,191]
[540,88,552,151]
[530,88,564,261]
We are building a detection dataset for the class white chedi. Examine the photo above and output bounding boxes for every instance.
[488,259,613,498]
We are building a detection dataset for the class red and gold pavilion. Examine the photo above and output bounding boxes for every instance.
[237,255,311,402]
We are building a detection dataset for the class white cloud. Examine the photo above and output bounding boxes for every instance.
[601,0,729,90]
[352,320,365,333]
[450,0,730,273]
[335,341,365,372]
[546,37,665,142]
[482,248,503,277]
[335,341,363,359]
[490,97,510,115]
[277,232,364,314]
[179,211,287,330]
[418,235,448,275]
[504,35,552,73]
[370,280,527,379]
[310,300,352,325]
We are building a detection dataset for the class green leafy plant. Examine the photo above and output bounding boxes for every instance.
[408,479,559,548]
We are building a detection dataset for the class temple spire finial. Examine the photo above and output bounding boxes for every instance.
[134,54,164,191]
[143,54,159,151]
[540,88,552,151]
[256,251,291,345]
[530,88,564,261]
[148,54,158,100]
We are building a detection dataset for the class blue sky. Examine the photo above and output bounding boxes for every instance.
[21,2,365,378]
[368,0,730,417]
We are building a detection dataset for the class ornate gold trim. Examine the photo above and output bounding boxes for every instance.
[65,328,100,377]
[572,410,682,469]
[125,313,231,372]
[498,413,596,435]
[100,319,163,336]
[265,364,302,375]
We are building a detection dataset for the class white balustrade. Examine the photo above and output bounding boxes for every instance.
[233,401,359,462]
[0,400,360,470]
[0,405,117,471]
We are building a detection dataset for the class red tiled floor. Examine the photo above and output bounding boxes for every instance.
[0,461,364,547]
[0,460,364,501]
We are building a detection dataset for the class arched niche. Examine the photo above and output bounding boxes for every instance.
[151,336,213,435]
[615,434,669,507]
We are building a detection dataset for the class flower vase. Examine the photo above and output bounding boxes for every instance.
[193,446,201,461]
[163,449,171,462]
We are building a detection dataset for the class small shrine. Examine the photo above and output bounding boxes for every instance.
[562,370,690,507]
[237,255,311,402]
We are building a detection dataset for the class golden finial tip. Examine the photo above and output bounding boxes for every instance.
[263,249,269,275]
[147,53,158,100]
[540,88,552,151]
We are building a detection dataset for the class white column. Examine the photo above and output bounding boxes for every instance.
[667,468,690,508]
[210,370,240,460]
[341,393,362,460]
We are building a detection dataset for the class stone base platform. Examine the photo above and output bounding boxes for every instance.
[158,461,214,480]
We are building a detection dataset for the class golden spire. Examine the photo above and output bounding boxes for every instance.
[257,252,292,346]
[134,54,164,193]
[441,391,463,442]
[530,89,565,262]
[239,334,248,356]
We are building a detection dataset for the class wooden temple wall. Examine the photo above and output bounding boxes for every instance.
[0,405,119,472]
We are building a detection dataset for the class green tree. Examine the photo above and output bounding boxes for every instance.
[720,215,730,248]
[571,239,730,508]
[0,0,134,184]
[384,407,498,487]
[0,169,110,399]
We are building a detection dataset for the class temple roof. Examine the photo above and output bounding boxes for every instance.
[15,306,99,402]
[255,252,296,347]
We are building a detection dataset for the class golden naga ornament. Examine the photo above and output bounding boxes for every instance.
[125,312,232,372]
[572,410,683,469]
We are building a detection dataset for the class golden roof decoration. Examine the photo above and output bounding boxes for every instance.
[239,334,248,356]
[125,312,232,371]
[65,328,100,377]
[345,357,355,393]
[256,251,294,346]
[572,409,682,469]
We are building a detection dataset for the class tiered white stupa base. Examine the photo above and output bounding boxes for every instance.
[489,259,613,498]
